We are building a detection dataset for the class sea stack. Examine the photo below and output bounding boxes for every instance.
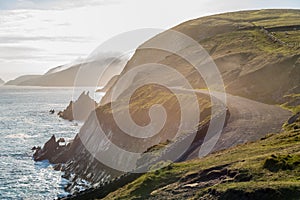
[58,91,97,121]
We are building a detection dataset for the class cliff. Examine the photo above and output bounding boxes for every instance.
[61,85,214,193]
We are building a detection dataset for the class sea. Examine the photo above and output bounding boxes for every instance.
[0,86,103,200]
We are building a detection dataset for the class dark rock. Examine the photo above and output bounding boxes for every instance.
[53,163,63,171]
[33,135,59,161]
[216,187,300,200]
[288,112,300,124]
[33,135,72,164]
[31,146,40,151]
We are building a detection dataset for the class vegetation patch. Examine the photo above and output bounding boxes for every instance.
[263,154,300,172]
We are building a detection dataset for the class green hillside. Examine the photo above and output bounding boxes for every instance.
[102,111,300,200]
[102,9,300,105]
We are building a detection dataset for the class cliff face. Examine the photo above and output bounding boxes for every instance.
[59,85,213,193]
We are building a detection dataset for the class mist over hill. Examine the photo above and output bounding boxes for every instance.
[0,78,4,85]
[6,56,127,87]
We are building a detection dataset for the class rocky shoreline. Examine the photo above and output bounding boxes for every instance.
[33,105,229,198]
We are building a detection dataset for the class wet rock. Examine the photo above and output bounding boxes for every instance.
[33,135,58,161]
[31,146,40,151]
[53,163,63,171]
[33,135,72,164]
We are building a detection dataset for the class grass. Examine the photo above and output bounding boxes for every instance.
[201,28,299,57]
[102,112,300,199]
[282,104,300,114]
[263,154,300,172]
[102,84,211,114]
[215,9,300,28]
[281,94,300,114]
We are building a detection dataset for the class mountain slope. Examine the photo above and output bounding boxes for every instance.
[102,9,300,105]
[102,113,300,200]
[5,75,42,86]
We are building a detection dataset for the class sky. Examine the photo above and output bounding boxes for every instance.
[0,0,299,81]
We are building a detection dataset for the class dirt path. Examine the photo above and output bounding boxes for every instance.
[185,90,292,159]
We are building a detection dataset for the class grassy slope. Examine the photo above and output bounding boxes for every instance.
[195,10,300,104]
[281,93,300,114]
[102,9,300,105]
[102,112,300,200]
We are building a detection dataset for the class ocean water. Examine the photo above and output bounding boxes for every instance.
[0,86,102,200]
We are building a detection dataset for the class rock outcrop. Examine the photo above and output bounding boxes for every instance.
[58,91,97,121]
[33,135,72,163]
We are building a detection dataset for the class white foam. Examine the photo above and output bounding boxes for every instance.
[5,133,35,139]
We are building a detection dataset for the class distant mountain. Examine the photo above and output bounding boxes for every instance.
[6,57,127,87]
[5,75,42,86]
[0,78,4,85]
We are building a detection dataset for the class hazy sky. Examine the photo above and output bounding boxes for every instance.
[0,0,299,81]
